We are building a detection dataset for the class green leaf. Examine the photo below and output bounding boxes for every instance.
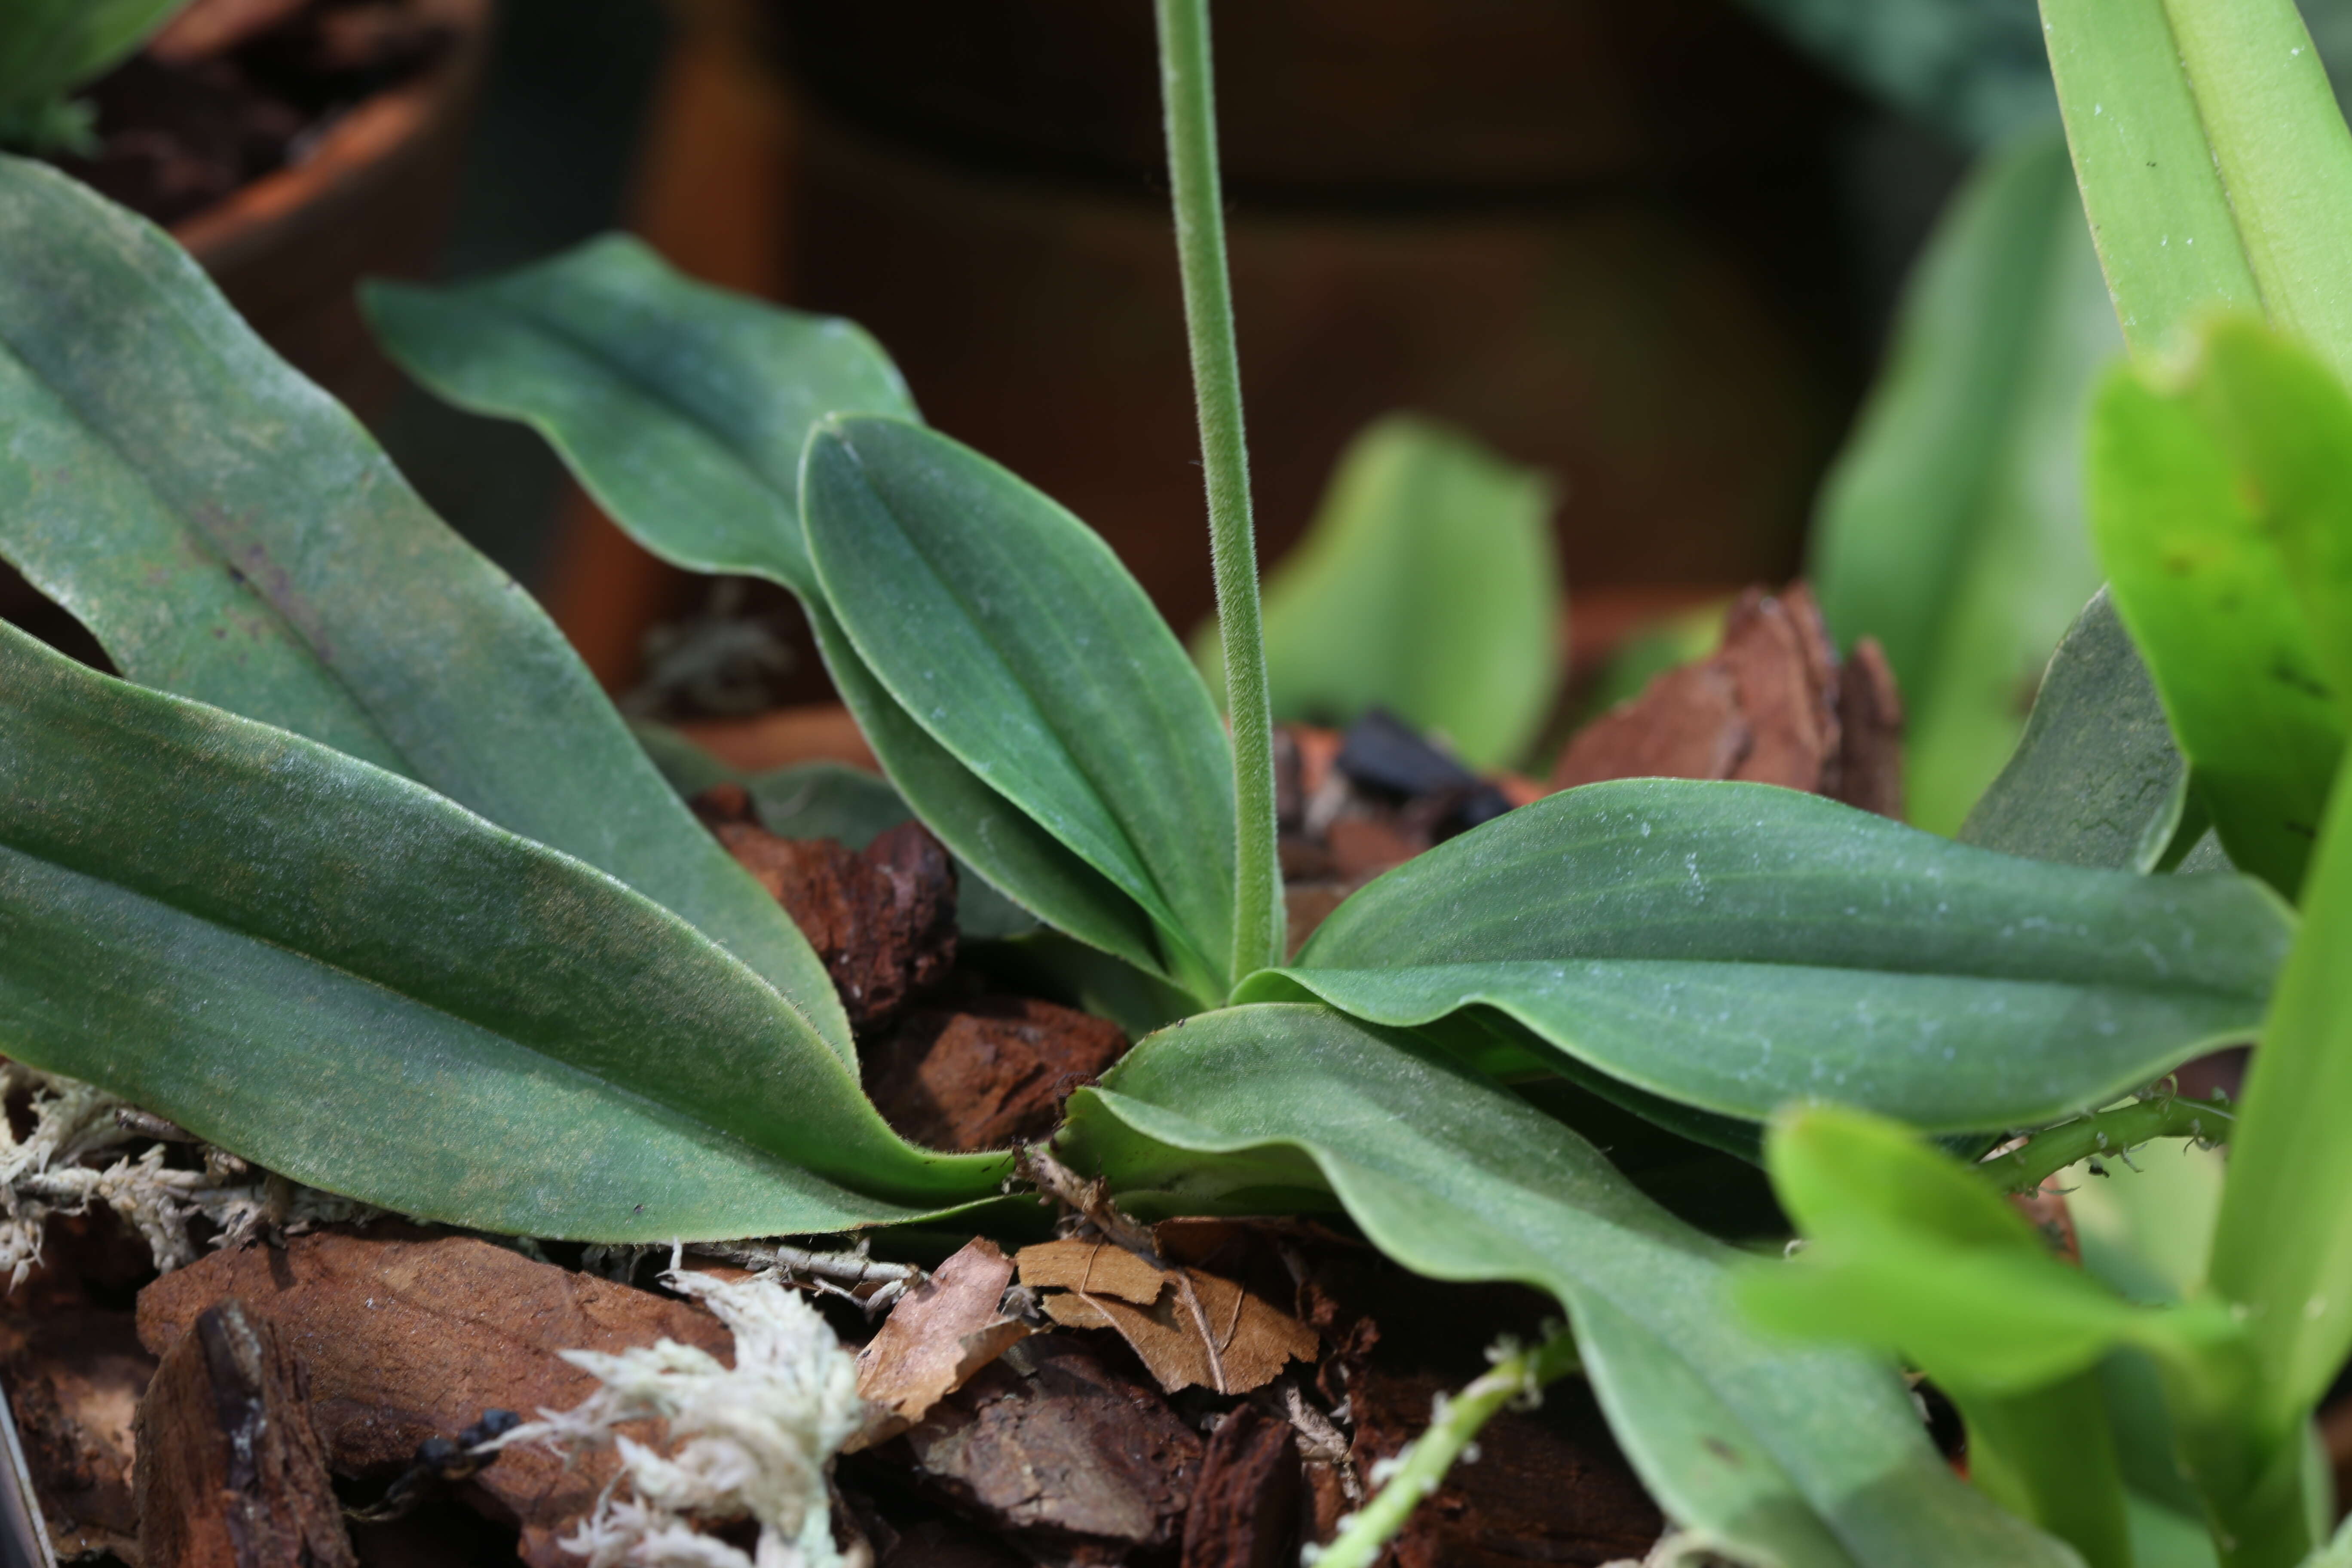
[2211,760,2352,1434]
[0,157,854,1058]
[0,0,187,135]
[1750,1106,2321,1566]
[0,621,1005,1238]
[1751,1106,2241,1393]
[368,239,1174,984]
[362,236,913,600]
[803,415,1237,1003]
[1191,414,1561,771]
[1063,1004,2083,1568]
[2089,320,2352,897]
[1239,779,2291,1133]
[1810,131,2116,835]
[1747,1106,2260,1568]
[1959,587,2192,871]
[2042,0,2352,382]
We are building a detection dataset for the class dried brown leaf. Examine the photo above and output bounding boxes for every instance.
[852,1239,1029,1448]
[1014,1242,1318,1396]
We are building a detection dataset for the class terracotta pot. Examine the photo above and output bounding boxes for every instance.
[747,0,1857,639]
[170,0,494,419]
[781,109,1841,639]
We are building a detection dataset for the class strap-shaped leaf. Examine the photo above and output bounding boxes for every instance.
[368,241,1178,986]
[0,621,1004,1238]
[0,158,852,1057]
[1810,132,2113,833]
[1193,414,1560,771]
[2043,0,2352,383]
[2090,321,2351,897]
[803,415,1237,1003]
[1960,587,2191,872]
[1063,1005,2081,1568]
[1238,779,2291,1132]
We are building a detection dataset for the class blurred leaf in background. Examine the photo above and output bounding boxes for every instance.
[1737,0,2352,150]
[1194,415,1560,773]
[0,0,189,151]
[1810,131,2116,836]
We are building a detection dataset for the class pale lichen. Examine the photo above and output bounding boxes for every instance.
[0,1062,374,1288]
[487,1258,867,1568]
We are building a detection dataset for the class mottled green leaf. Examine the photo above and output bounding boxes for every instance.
[1193,414,1560,771]
[1238,780,2291,1132]
[1063,1004,2082,1568]
[803,416,1237,1003]
[0,158,852,1056]
[2089,321,2351,896]
[1959,587,2190,871]
[1811,132,2116,835]
[0,621,1004,1239]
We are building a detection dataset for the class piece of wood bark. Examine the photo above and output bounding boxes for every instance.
[897,1336,1200,1564]
[1718,585,1840,791]
[1550,580,1905,820]
[693,784,959,1032]
[135,1299,355,1568]
[853,1239,1029,1447]
[864,997,1128,1151]
[1831,636,1905,818]
[1345,1366,1661,1568]
[1,1302,152,1561]
[1180,1406,1301,1568]
[138,1229,730,1568]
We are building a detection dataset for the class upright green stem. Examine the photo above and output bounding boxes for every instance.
[1154,0,1283,984]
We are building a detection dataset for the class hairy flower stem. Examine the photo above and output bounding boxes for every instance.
[1307,1333,1580,1568]
[1154,0,1283,983]
[1979,1093,2236,1194]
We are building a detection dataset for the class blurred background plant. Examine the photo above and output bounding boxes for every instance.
[0,0,190,152]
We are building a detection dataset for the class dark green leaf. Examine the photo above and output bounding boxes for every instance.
[363,236,912,599]
[2090,325,2349,896]
[0,159,852,1055]
[803,416,1237,1003]
[1959,587,2190,871]
[0,621,1004,1238]
[1063,1004,2082,1568]
[369,239,1176,981]
[1810,132,2114,835]
[1193,414,1560,771]
[1240,780,2292,1131]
